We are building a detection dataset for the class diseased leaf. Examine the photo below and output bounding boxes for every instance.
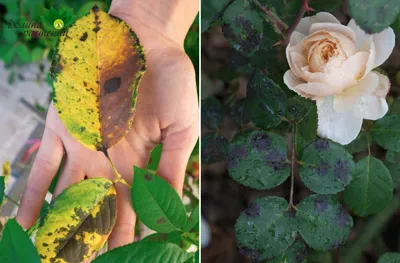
[131,166,187,233]
[35,178,117,263]
[343,156,393,216]
[246,71,287,130]
[235,196,297,261]
[345,131,369,154]
[51,6,146,151]
[229,98,250,127]
[286,96,313,122]
[296,194,353,251]
[378,252,400,263]
[0,219,41,263]
[267,239,307,263]
[371,115,400,152]
[147,143,163,171]
[297,103,317,142]
[228,130,290,190]
[348,0,399,33]
[202,96,224,129]
[299,138,354,194]
[92,241,192,263]
[201,0,231,32]
[201,133,229,164]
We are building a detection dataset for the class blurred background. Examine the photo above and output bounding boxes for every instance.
[0,0,199,239]
[201,1,400,262]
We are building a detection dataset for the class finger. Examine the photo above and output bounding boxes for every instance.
[157,123,198,195]
[17,127,64,228]
[108,183,136,250]
[52,155,86,198]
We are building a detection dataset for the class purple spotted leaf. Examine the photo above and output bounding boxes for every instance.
[201,133,229,164]
[296,194,353,251]
[299,138,355,194]
[228,130,290,190]
[235,196,297,261]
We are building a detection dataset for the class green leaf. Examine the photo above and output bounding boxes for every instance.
[2,28,18,44]
[16,45,30,63]
[286,96,314,122]
[299,138,354,194]
[142,231,182,245]
[202,96,224,129]
[228,130,290,189]
[229,98,250,127]
[147,143,163,170]
[92,241,193,263]
[348,0,400,33]
[131,167,187,233]
[184,204,199,232]
[0,176,4,206]
[310,0,341,12]
[296,194,353,251]
[31,47,44,62]
[385,150,400,190]
[201,133,229,164]
[0,219,41,263]
[246,71,287,129]
[201,0,231,32]
[390,96,400,114]
[216,67,237,82]
[343,156,393,216]
[235,196,297,261]
[297,103,317,142]
[0,44,17,64]
[267,239,308,263]
[378,253,400,263]
[371,115,400,152]
[345,131,369,154]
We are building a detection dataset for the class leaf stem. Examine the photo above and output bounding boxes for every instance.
[250,0,288,33]
[288,124,297,211]
[106,156,132,189]
[4,195,19,206]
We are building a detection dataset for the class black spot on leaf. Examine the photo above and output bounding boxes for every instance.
[103,77,121,95]
[239,247,262,263]
[92,4,100,12]
[252,133,270,151]
[335,208,350,228]
[93,26,101,33]
[317,162,330,176]
[314,139,329,151]
[328,239,342,250]
[73,57,78,62]
[314,195,329,213]
[334,160,349,182]
[83,81,87,87]
[265,150,286,171]
[144,173,153,181]
[245,203,261,218]
[79,32,88,41]
[157,217,167,224]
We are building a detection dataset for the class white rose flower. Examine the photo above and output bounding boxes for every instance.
[283,12,395,145]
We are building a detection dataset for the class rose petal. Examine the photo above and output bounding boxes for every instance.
[287,78,335,97]
[347,19,370,49]
[359,37,376,76]
[287,50,307,77]
[295,12,340,35]
[283,70,312,98]
[333,71,380,113]
[372,27,395,68]
[289,31,306,46]
[316,96,363,145]
[310,23,356,42]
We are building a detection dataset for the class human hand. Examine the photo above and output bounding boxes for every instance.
[16,0,199,252]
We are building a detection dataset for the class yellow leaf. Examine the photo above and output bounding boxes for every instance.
[2,161,10,185]
[35,178,117,263]
[51,5,146,151]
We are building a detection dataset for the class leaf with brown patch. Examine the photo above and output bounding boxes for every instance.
[51,5,146,151]
[35,178,117,263]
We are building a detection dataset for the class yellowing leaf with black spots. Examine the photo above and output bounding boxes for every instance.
[35,178,117,263]
[51,5,146,151]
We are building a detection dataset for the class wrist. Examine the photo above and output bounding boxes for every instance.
[109,0,198,50]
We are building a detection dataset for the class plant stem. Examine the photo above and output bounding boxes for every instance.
[282,0,308,45]
[250,0,288,32]
[106,156,132,188]
[4,195,19,206]
[342,196,400,263]
[288,124,296,210]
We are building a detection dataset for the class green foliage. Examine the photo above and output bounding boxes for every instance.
[246,71,287,129]
[201,133,229,164]
[296,195,353,251]
[235,197,297,261]
[345,131,369,154]
[147,143,163,171]
[202,96,224,129]
[131,166,188,233]
[310,0,341,12]
[299,139,354,194]
[184,204,199,232]
[229,98,250,127]
[267,239,307,263]
[371,115,400,152]
[0,219,41,263]
[228,130,290,189]
[348,0,400,33]
[378,253,400,263]
[0,176,4,206]
[92,241,193,263]
[385,150,400,190]
[201,0,231,32]
[343,156,393,216]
